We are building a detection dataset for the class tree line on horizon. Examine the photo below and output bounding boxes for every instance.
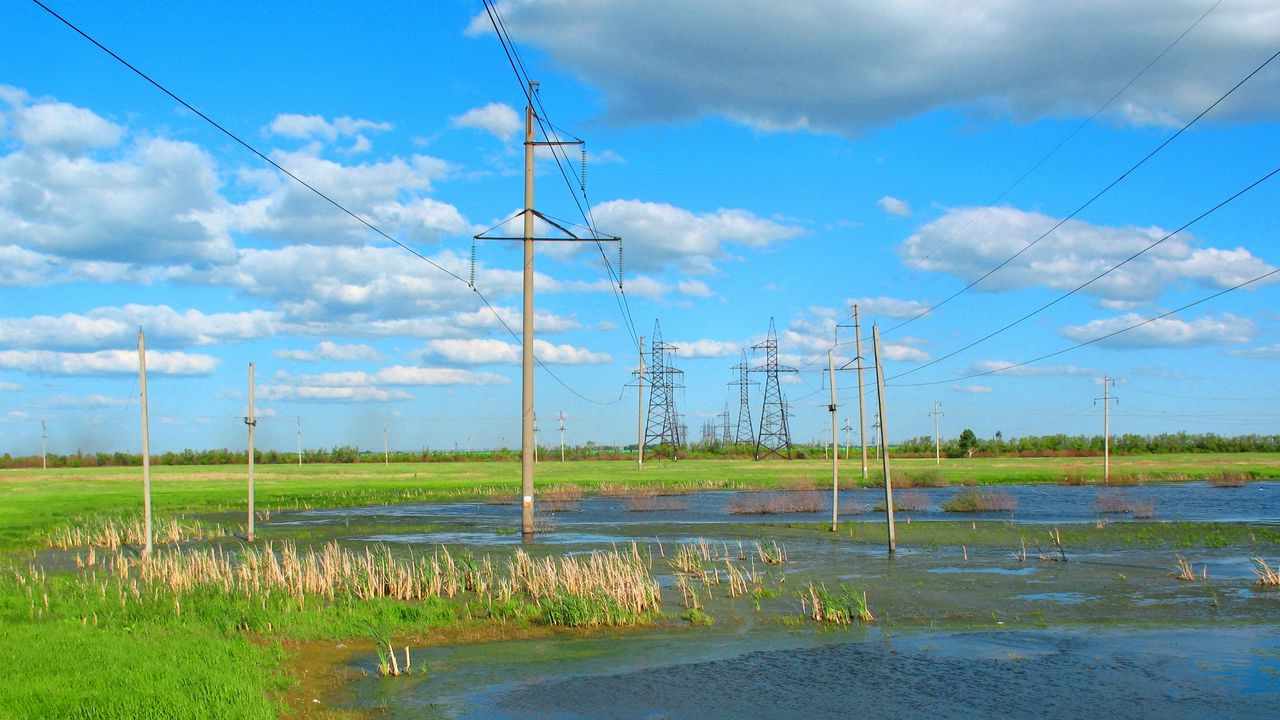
[3,431,1280,469]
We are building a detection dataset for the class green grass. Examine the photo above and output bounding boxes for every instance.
[4,453,1278,550]
[0,621,287,719]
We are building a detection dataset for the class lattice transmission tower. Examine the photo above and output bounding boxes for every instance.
[643,320,684,458]
[729,349,757,445]
[751,318,796,459]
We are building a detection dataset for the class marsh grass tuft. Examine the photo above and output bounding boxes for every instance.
[941,489,1017,513]
[803,582,873,624]
[728,492,823,515]
[49,515,232,551]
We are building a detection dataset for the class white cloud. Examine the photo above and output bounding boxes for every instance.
[676,279,714,297]
[0,305,281,350]
[1058,312,1255,349]
[0,349,219,376]
[846,296,930,320]
[899,206,1276,302]
[1228,344,1280,359]
[0,134,236,264]
[266,114,392,143]
[0,381,19,391]
[45,394,130,408]
[877,195,911,217]
[881,343,930,362]
[967,360,1095,377]
[671,339,741,359]
[590,199,803,274]
[950,385,993,394]
[272,341,382,362]
[468,2,1280,134]
[424,338,611,365]
[451,103,522,141]
[226,148,464,247]
[257,385,412,403]
[9,99,123,153]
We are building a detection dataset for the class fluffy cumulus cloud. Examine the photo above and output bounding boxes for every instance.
[0,349,219,376]
[227,146,466,246]
[0,98,236,265]
[846,296,930,320]
[266,114,392,144]
[671,339,741,359]
[1058,312,1255,348]
[450,103,522,140]
[0,305,280,351]
[259,364,508,403]
[272,341,382,362]
[899,206,1277,303]
[877,196,911,217]
[469,1,1280,134]
[589,199,803,274]
[966,360,1095,377]
[424,338,611,365]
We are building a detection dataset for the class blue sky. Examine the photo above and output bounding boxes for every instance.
[2,0,1279,455]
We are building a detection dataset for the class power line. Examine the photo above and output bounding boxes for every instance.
[888,159,1280,382]
[899,0,1225,273]
[884,43,1280,337]
[891,265,1280,388]
[33,0,622,407]
[480,0,641,350]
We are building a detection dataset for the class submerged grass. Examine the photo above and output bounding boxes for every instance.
[803,582,873,624]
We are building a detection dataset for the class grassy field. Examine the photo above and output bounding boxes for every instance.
[4,453,1279,550]
[2,453,1278,718]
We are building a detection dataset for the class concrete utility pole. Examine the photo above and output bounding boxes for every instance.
[40,420,47,471]
[1096,376,1118,483]
[559,411,566,463]
[383,421,389,465]
[853,305,869,480]
[930,400,944,465]
[519,85,537,538]
[246,362,256,543]
[296,416,303,465]
[137,330,153,556]
[842,417,852,461]
[872,324,896,553]
[637,335,645,470]
[828,349,839,532]
[533,413,540,463]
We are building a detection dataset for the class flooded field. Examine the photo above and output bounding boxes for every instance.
[259,482,1280,718]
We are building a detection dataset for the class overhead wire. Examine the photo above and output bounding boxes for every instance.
[887,159,1280,382]
[33,0,621,406]
[890,265,1280,388]
[481,0,642,350]
[883,43,1280,337]
[895,0,1225,276]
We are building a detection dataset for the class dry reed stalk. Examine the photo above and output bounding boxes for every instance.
[1253,558,1280,586]
[755,540,787,565]
[624,496,688,512]
[1173,553,1196,581]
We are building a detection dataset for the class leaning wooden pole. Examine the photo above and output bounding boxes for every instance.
[872,324,896,553]
[137,330,153,556]
[853,305,869,481]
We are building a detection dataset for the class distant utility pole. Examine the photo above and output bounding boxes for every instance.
[828,349,840,532]
[473,80,619,539]
[559,411,566,463]
[841,417,852,461]
[838,305,870,479]
[1096,376,1118,483]
[137,330,153,556]
[533,413,540,463]
[930,400,944,465]
[872,324,896,553]
[246,362,256,543]
[383,421,389,465]
[40,420,47,471]
[636,336,645,470]
[296,416,303,466]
